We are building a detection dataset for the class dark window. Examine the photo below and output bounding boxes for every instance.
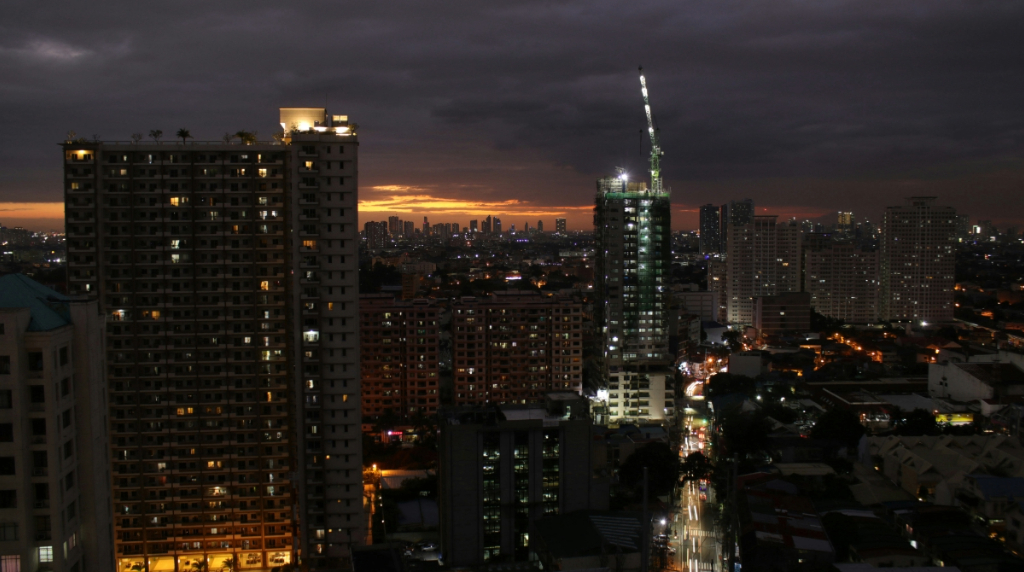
[0,425,11,442]
[58,348,68,366]
[62,410,71,429]
[0,490,15,508]
[0,458,15,475]
[29,386,44,404]
[63,440,74,459]
[30,419,46,437]
[32,451,47,471]
[0,391,10,409]
[64,471,74,490]
[34,483,48,504]
[27,352,43,372]
[0,356,9,375]
[60,378,71,397]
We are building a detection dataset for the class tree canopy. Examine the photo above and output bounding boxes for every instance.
[810,408,865,449]
[618,442,679,497]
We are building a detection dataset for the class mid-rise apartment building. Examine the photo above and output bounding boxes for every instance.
[439,393,606,567]
[61,107,363,571]
[725,216,802,326]
[880,197,957,323]
[451,292,582,406]
[554,218,566,234]
[0,275,113,572]
[804,241,879,323]
[359,295,440,424]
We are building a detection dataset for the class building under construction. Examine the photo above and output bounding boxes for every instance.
[594,68,674,423]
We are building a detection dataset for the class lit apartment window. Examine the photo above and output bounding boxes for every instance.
[1,555,19,572]
[37,547,52,564]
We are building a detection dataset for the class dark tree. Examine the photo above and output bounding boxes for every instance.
[618,442,679,497]
[721,330,742,352]
[810,408,865,449]
[720,412,773,460]
[681,452,714,482]
[705,373,756,398]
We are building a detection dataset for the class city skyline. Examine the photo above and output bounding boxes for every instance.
[3,3,1024,232]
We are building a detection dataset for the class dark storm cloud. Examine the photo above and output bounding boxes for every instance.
[2,0,1023,227]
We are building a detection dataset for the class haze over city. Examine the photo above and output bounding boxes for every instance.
[3,1,1024,232]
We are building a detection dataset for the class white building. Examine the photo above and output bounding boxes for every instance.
[929,361,1024,402]
[0,274,114,572]
[605,371,674,423]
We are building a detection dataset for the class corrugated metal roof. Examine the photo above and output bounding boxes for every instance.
[0,274,71,331]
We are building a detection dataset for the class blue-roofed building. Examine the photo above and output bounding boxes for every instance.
[0,274,113,572]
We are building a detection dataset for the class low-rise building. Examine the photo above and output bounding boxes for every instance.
[929,361,1024,402]
[737,483,835,572]
[438,393,608,567]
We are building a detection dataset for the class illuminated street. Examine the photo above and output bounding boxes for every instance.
[670,381,721,572]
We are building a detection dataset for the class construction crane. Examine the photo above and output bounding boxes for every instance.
[638,66,664,193]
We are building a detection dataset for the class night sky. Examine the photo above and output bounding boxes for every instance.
[2,1,1023,232]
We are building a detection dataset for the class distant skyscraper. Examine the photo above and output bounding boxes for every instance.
[493,217,502,234]
[804,238,879,323]
[537,220,543,233]
[469,219,478,233]
[699,204,721,254]
[403,220,415,238]
[482,216,492,234]
[955,214,971,241]
[555,218,566,234]
[719,199,754,254]
[837,211,854,235]
[365,220,387,249]
[62,107,363,569]
[388,215,401,237]
[879,197,956,323]
[423,216,429,236]
[451,222,460,234]
[725,216,801,326]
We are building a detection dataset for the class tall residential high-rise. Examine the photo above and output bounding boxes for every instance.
[469,219,478,233]
[359,296,440,424]
[699,204,721,254]
[482,216,492,234]
[537,220,543,233]
[451,292,582,406]
[422,216,429,236]
[879,197,956,323]
[403,220,414,238]
[0,275,114,572]
[719,198,754,254]
[804,241,879,323]
[439,393,607,567]
[725,216,802,326]
[387,215,401,237]
[62,107,363,570]
[493,217,502,234]
[364,220,387,250]
[554,218,566,234]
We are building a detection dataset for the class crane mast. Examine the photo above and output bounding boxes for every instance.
[638,66,663,193]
